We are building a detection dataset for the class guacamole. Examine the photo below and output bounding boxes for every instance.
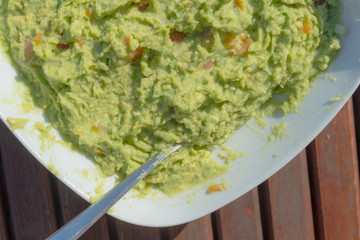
[0,0,341,195]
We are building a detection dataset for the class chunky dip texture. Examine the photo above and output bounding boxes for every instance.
[0,0,341,195]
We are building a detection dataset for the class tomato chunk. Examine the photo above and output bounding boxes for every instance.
[127,47,143,61]
[209,184,227,193]
[234,0,244,10]
[302,20,312,34]
[170,31,187,42]
[57,43,71,50]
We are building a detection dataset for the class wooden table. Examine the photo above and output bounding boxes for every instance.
[0,91,360,240]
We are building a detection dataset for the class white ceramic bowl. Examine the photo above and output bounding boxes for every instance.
[0,0,359,227]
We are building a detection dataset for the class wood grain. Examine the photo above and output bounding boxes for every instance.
[166,215,213,240]
[307,100,360,240]
[55,178,111,240]
[213,189,263,240]
[109,217,162,240]
[0,121,58,239]
[262,151,315,240]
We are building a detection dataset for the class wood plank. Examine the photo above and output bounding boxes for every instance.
[0,121,58,239]
[262,150,315,240]
[307,100,360,240]
[352,87,360,170]
[55,178,111,240]
[212,189,262,240]
[166,215,213,240]
[109,217,162,240]
[0,161,10,240]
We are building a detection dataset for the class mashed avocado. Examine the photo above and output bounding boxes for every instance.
[0,0,341,196]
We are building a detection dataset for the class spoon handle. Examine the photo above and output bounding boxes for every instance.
[47,144,184,240]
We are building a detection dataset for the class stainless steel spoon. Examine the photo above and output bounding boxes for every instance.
[47,143,186,240]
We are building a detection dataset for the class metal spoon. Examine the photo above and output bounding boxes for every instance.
[47,143,186,240]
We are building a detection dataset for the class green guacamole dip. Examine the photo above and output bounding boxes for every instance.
[0,0,341,195]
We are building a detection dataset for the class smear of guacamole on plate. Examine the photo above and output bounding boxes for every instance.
[0,0,341,196]
[6,117,29,130]
[269,123,289,142]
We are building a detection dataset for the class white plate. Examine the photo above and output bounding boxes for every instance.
[1,0,360,227]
